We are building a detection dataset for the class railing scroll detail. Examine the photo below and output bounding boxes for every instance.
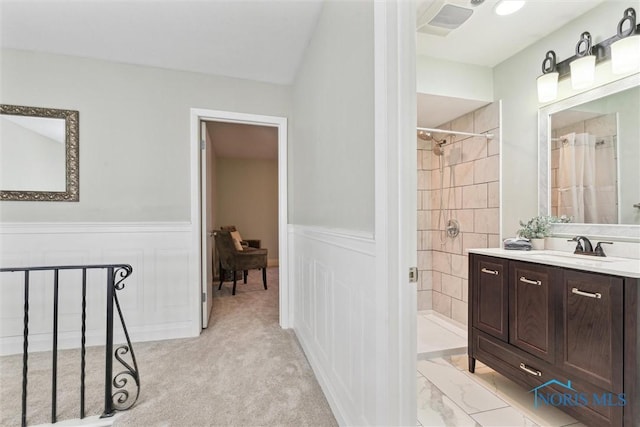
[0,264,140,426]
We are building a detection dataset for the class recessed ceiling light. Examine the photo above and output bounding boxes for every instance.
[494,0,525,16]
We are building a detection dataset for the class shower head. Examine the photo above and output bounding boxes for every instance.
[418,130,432,141]
[418,130,446,155]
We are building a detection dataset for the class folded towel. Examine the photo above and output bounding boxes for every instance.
[503,237,532,251]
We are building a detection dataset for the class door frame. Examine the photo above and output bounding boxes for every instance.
[190,108,289,333]
[373,1,417,423]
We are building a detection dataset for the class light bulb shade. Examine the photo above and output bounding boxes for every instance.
[537,72,559,103]
[570,55,595,89]
[494,0,525,16]
[611,34,640,74]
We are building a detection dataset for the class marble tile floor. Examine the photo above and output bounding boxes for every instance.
[417,355,587,427]
[417,311,467,359]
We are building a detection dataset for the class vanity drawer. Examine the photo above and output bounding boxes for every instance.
[473,330,623,427]
[474,330,556,390]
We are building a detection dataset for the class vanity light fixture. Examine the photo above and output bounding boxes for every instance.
[611,8,640,74]
[569,32,596,89]
[537,51,559,103]
[536,6,640,103]
[494,0,525,16]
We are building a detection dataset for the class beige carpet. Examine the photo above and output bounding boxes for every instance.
[0,268,338,427]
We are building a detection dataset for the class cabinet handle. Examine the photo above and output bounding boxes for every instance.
[481,268,499,275]
[571,288,602,299]
[519,363,542,377]
[519,277,542,286]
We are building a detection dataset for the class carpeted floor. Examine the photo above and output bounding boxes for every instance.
[0,268,338,427]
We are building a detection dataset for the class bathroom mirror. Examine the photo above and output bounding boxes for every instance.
[0,104,79,201]
[539,73,640,239]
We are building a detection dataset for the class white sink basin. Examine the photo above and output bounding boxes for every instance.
[527,250,622,263]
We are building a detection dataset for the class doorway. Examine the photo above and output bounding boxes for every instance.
[190,109,289,332]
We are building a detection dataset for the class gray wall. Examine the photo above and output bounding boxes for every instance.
[290,0,375,232]
[417,56,493,102]
[215,157,279,262]
[494,2,636,236]
[0,49,290,222]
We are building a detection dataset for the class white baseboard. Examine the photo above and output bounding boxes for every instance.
[34,414,118,427]
[418,309,467,337]
[294,327,348,426]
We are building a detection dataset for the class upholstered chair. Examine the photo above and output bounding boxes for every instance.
[220,225,261,249]
[214,230,267,295]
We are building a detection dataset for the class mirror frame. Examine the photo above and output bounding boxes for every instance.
[1,104,79,202]
[538,73,640,241]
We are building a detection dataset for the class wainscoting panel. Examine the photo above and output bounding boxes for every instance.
[0,222,198,355]
[290,225,377,426]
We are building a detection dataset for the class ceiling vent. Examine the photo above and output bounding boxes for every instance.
[417,1,476,37]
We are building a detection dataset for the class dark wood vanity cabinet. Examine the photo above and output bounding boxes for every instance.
[509,261,558,364]
[468,253,639,427]
[559,270,624,394]
[472,257,508,341]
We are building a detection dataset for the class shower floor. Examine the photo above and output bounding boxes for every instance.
[417,310,467,359]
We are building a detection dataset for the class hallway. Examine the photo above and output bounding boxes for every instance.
[115,267,337,425]
[0,268,337,426]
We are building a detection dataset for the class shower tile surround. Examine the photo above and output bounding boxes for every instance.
[417,102,500,324]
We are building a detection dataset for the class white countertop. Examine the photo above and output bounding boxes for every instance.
[469,248,640,278]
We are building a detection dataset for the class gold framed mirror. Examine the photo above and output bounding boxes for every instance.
[0,104,79,201]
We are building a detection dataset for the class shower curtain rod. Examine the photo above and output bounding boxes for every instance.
[416,126,494,140]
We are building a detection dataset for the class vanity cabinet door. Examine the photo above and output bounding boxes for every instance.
[471,255,508,342]
[509,262,559,364]
[558,270,623,393]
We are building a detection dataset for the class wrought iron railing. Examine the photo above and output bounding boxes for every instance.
[0,264,140,426]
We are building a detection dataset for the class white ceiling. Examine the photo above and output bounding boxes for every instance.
[2,0,606,88]
[0,0,324,85]
[417,0,606,67]
[0,0,610,131]
[416,0,607,128]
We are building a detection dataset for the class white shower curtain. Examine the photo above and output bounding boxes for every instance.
[557,132,617,223]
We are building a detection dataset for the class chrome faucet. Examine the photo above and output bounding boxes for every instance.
[568,236,593,254]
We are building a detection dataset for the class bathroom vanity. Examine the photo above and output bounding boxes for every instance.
[468,248,640,427]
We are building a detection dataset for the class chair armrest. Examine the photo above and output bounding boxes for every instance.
[244,239,261,248]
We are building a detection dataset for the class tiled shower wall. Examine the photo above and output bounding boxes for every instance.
[417,101,501,325]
